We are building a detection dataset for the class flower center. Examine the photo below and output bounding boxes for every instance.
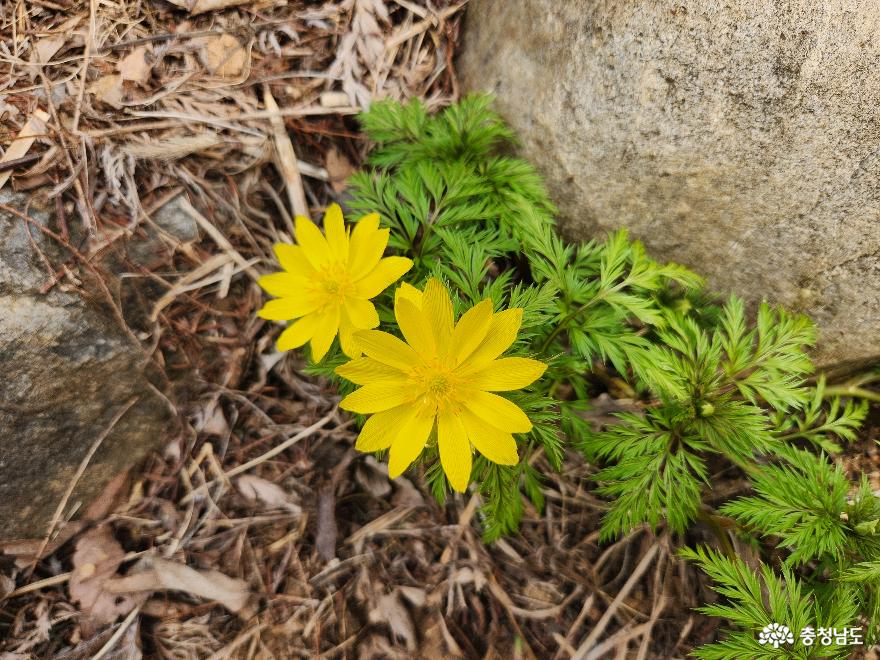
[313,262,352,305]
[411,359,462,412]
[426,374,451,397]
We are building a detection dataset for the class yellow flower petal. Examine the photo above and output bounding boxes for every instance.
[295,215,331,268]
[276,314,318,352]
[422,278,454,352]
[257,297,317,321]
[354,330,420,371]
[258,272,307,298]
[395,298,435,358]
[449,299,493,365]
[322,203,348,261]
[336,357,405,385]
[332,277,539,487]
[343,297,380,330]
[338,312,361,358]
[466,357,547,391]
[273,244,315,277]
[462,308,523,371]
[459,408,519,466]
[355,404,416,452]
[340,382,412,414]
[438,410,472,492]
[349,213,388,279]
[351,212,380,237]
[355,256,413,299]
[309,306,340,362]
[462,390,532,433]
[388,406,435,478]
[395,282,423,309]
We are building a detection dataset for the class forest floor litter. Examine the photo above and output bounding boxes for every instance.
[0,1,878,657]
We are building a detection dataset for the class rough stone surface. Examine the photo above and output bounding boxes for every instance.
[0,190,173,540]
[127,194,200,268]
[459,0,880,365]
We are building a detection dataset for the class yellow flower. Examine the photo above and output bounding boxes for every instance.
[257,204,412,362]
[336,278,547,492]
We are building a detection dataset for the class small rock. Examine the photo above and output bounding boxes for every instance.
[0,190,173,540]
[127,193,200,268]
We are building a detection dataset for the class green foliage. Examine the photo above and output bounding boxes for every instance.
[350,95,704,536]
[585,297,825,540]
[585,407,708,539]
[343,95,876,652]
[715,449,880,641]
[720,449,852,565]
[680,546,858,659]
[771,376,868,453]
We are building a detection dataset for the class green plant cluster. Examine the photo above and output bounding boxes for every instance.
[309,95,876,653]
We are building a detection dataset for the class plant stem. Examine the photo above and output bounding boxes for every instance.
[539,288,615,354]
[696,506,737,559]
[823,385,880,403]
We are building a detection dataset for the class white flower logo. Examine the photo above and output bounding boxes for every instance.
[758,623,794,648]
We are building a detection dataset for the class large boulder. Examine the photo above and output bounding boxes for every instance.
[459,1,880,365]
[0,190,173,540]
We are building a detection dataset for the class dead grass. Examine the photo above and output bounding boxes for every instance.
[2,0,877,658]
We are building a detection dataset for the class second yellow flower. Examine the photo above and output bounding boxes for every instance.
[257,204,412,361]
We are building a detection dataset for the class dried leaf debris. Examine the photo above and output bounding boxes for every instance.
[68,527,137,630]
[0,0,821,657]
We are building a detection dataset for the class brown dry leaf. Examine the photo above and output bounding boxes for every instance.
[164,0,256,14]
[452,566,487,592]
[199,400,229,436]
[31,16,81,65]
[89,75,124,108]
[353,0,388,63]
[117,46,153,85]
[391,475,425,508]
[235,475,302,515]
[327,0,389,106]
[106,556,250,615]
[369,590,417,651]
[122,133,223,161]
[319,91,351,108]
[13,601,53,650]
[55,619,142,660]
[398,585,426,608]
[106,621,143,660]
[199,34,246,77]
[191,0,259,13]
[0,109,49,190]
[421,612,464,659]
[0,573,14,600]
[355,456,392,498]
[325,147,355,193]
[522,580,563,605]
[34,34,66,65]
[68,526,136,627]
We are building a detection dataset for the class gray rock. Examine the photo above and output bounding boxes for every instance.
[127,193,200,268]
[459,0,880,365]
[0,190,173,540]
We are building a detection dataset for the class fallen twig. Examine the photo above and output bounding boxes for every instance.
[263,84,309,224]
[572,542,661,659]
